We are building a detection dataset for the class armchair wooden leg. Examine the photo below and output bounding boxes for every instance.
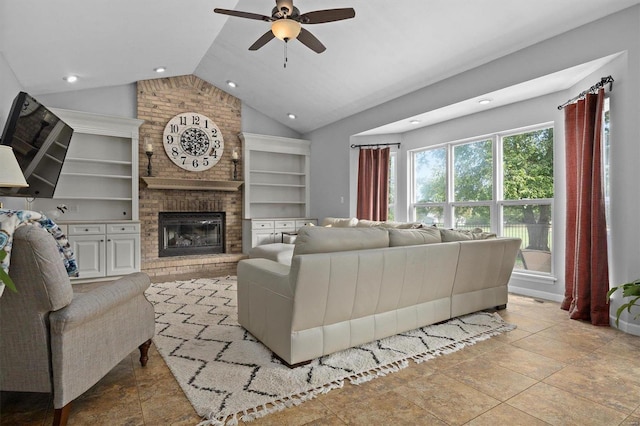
[53,403,71,426]
[139,339,152,367]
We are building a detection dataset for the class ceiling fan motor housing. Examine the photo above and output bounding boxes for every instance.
[275,0,294,17]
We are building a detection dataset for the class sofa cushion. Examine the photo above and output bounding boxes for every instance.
[320,217,359,227]
[354,219,382,227]
[388,227,442,246]
[249,243,295,265]
[356,219,421,229]
[380,221,422,229]
[293,226,389,256]
[440,228,497,242]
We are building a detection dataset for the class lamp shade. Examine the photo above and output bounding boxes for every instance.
[0,145,28,188]
[271,19,301,41]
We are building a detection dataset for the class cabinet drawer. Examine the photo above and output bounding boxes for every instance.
[274,220,295,230]
[252,220,275,230]
[68,224,106,235]
[296,219,317,228]
[107,223,140,234]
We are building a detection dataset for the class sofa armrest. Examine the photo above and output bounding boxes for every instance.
[237,258,292,298]
[49,272,151,334]
[237,258,295,362]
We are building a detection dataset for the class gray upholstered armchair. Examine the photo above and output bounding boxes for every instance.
[0,226,155,426]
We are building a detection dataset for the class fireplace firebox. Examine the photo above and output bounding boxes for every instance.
[159,212,225,257]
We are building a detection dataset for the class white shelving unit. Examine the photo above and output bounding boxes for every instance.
[49,110,143,221]
[240,133,315,253]
[27,109,144,283]
[240,132,311,219]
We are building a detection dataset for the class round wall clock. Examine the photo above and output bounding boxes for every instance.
[162,112,224,172]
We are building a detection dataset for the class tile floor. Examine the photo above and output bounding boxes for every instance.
[2,290,639,426]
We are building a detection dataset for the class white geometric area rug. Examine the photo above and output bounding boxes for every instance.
[146,277,516,426]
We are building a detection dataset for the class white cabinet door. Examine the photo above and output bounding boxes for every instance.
[69,235,106,279]
[106,233,140,276]
[252,230,275,247]
[295,219,317,229]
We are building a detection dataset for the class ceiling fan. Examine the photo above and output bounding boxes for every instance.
[214,0,355,54]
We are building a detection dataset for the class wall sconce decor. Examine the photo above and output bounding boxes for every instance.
[232,149,239,180]
[145,142,153,177]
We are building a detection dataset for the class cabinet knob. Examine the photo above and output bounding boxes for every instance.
[100,239,104,242]
[122,227,126,231]
[85,228,89,232]
[108,239,111,242]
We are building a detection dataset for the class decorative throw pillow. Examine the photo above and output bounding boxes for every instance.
[440,228,497,242]
[293,226,389,256]
[388,228,442,246]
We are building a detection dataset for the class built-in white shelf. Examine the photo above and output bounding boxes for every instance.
[240,132,311,220]
[27,108,144,222]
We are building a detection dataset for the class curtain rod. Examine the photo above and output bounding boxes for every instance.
[350,142,401,149]
[557,76,614,110]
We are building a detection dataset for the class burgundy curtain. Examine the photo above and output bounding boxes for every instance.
[561,88,609,326]
[356,147,390,221]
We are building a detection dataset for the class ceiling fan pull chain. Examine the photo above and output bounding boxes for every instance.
[284,40,288,68]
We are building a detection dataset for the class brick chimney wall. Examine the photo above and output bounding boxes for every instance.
[137,75,245,278]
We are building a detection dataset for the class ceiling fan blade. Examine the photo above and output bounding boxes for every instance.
[299,8,355,24]
[213,8,272,22]
[249,31,276,50]
[297,28,326,53]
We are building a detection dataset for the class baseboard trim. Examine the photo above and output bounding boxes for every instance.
[507,285,564,303]
[609,314,640,336]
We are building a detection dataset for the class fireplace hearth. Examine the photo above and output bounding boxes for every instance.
[159,212,225,257]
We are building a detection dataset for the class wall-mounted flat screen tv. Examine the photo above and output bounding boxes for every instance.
[0,91,73,198]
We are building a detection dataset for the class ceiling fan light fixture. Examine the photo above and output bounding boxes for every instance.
[271,19,301,41]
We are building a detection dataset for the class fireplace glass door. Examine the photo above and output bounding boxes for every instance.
[159,212,224,257]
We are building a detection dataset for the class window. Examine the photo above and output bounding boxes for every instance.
[453,139,493,229]
[411,125,554,274]
[388,152,397,221]
[413,147,446,225]
[603,97,611,251]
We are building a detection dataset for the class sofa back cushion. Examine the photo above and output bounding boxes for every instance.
[388,227,442,246]
[356,219,422,229]
[320,217,359,227]
[293,226,389,256]
[440,228,497,242]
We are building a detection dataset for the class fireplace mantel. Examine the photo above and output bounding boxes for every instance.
[141,177,243,191]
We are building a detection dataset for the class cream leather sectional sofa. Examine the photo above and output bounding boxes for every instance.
[237,219,521,366]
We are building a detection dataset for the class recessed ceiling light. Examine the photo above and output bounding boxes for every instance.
[409,119,421,125]
[154,66,166,73]
[478,98,492,105]
[63,75,78,83]
[287,113,296,119]
[226,80,237,88]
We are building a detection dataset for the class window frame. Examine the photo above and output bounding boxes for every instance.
[410,123,554,274]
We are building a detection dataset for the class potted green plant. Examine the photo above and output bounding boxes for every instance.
[607,278,640,327]
[0,249,18,293]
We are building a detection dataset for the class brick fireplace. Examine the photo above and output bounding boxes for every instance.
[137,75,246,278]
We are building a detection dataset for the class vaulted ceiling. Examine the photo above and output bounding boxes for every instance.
[2,0,639,134]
